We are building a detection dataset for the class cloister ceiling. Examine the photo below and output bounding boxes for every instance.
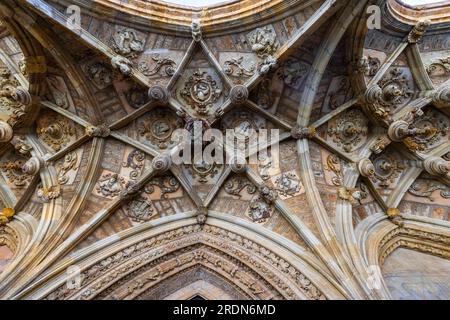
[0,0,449,300]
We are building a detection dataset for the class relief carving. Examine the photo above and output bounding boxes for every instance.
[138,109,183,149]
[37,114,75,151]
[138,55,176,77]
[96,173,126,198]
[327,109,368,152]
[180,70,222,115]
[111,29,145,58]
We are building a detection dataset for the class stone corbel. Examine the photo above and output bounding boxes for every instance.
[191,19,202,42]
[407,20,430,44]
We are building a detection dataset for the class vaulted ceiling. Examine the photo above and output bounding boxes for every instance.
[0,0,449,300]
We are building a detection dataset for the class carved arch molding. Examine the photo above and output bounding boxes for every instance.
[0,0,449,300]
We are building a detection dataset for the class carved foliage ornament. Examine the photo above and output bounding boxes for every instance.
[37,114,75,151]
[0,159,31,187]
[224,176,257,198]
[408,179,450,201]
[138,54,176,77]
[180,70,222,115]
[123,149,145,180]
[370,154,405,188]
[223,57,255,78]
[327,109,369,152]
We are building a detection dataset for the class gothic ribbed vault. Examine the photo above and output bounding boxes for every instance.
[0,0,449,300]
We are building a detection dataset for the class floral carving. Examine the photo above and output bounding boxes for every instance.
[37,114,75,151]
[223,57,255,77]
[224,176,257,198]
[180,70,222,115]
[138,55,176,77]
[408,179,450,201]
[123,150,145,180]
[327,109,368,152]
[0,159,31,187]
[407,109,449,151]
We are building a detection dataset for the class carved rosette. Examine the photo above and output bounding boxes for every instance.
[327,109,368,152]
[229,85,248,105]
[370,154,405,188]
[37,114,75,151]
[151,154,172,173]
[148,85,170,103]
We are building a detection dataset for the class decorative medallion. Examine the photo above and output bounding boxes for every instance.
[36,114,75,151]
[327,109,369,152]
[370,154,405,188]
[180,70,222,115]
[185,160,221,184]
[138,109,183,149]
[124,195,155,223]
[408,109,449,151]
